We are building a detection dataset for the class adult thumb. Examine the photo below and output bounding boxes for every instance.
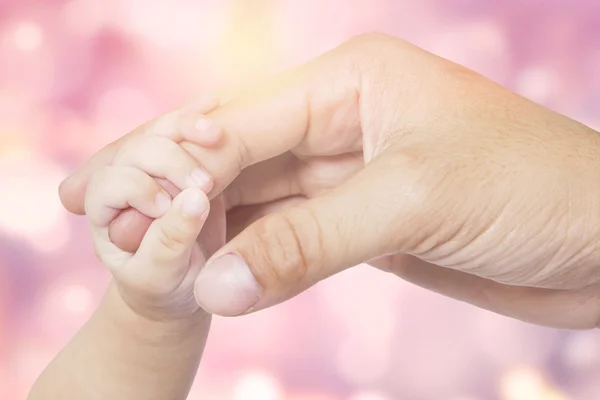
[194,154,416,316]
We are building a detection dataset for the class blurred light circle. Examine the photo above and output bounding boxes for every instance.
[233,370,283,400]
[62,284,93,315]
[32,278,100,344]
[515,66,560,104]
[12,21,43,52]
[0,161,69,248]
[31,220,70,254]
[500,366,547,400]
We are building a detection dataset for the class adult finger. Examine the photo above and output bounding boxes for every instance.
[64,33,388,255]
[222,152,363,210]
[197,195,227,258]
[222,154,301,210]
[193,153,422,316]
[176,43,363,199]
[225,196,307,239]
[65,33,376,211]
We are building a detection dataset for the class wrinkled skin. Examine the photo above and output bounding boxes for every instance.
[60,33,600,329]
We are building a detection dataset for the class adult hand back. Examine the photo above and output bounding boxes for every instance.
[60,33,600,329]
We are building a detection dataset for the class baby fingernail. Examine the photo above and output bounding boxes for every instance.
[188,168,213,191]
[181,189,207,218]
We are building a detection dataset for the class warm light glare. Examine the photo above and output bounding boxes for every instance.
[500,366,547,400]
[12,21,43,52]
[233,371,283,400]
[62,285,93,315]
[515,66,560,103]
[0,163,67,241]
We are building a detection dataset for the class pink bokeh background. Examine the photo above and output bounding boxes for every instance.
[1,0,599,399]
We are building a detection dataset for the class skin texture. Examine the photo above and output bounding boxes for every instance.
[28,103,227,400]
[59,33,600,330]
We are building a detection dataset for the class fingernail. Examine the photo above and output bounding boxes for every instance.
[189,118,222,144]
[194,253,261,316]
[181,189,207,218]
[188,168,213,191]
[155,192,172,213]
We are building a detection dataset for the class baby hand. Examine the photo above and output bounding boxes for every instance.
[84,131,225,321]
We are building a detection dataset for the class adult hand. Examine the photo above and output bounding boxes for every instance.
[59,33,600,329]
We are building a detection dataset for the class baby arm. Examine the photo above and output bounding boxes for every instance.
[29,125,226,400]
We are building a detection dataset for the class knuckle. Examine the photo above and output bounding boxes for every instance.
[84,168,110,216]
[350,31,393,47]
[144,109,181,137]
[340,32,399,83]
[344,32,397,63]
[113,136,141,163]
[116,135,175,164]
[155,222,189,254]
[245,209,324,288]
[161,140,195,170]
[88,166,110,189]
[132,172,158,197]
[91,236,131,272]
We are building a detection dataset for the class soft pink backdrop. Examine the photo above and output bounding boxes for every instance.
[1,1,599,399]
